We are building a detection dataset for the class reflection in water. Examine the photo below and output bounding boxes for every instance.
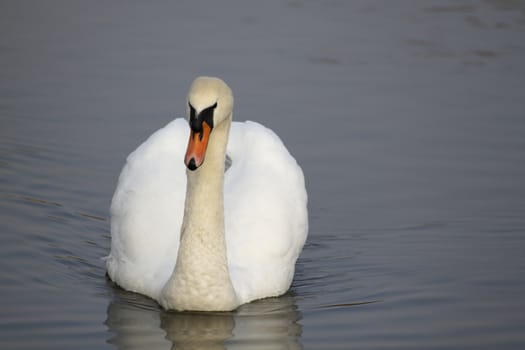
[161,312,234,350]
[105,285,302,350]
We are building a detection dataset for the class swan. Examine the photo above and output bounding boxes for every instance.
[105,76,308,311]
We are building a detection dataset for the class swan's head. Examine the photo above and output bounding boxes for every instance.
[184,76,234,171]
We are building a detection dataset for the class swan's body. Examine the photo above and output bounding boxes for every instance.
[106,77,308,311]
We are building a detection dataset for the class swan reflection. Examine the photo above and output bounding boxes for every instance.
[105,287,302,350]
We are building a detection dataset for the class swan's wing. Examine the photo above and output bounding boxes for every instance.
[224,121,308,303]
[106,118,188,299]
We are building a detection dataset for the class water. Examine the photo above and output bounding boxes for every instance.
[1,0,525,348]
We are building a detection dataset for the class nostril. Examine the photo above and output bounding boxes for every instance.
[187,158,197,171]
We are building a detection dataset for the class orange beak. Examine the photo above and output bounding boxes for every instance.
[184,122,212,170]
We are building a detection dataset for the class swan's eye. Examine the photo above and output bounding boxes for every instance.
[189,103,201,132]
[189,103,196,121]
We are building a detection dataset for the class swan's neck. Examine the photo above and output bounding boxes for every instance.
[160,117,239,311]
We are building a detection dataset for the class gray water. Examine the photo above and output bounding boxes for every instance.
[1,1,525,349]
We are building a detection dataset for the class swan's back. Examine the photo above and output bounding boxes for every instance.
[225,121,308,303]
[106,118,308,304]
[107,119,188,299]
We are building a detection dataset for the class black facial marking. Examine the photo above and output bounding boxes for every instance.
[188,102,218,134]
[189,103,201,133]
[189,102,196,120]
[200,102,217,129]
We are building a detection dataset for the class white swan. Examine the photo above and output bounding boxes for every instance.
[106,77,308,311]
